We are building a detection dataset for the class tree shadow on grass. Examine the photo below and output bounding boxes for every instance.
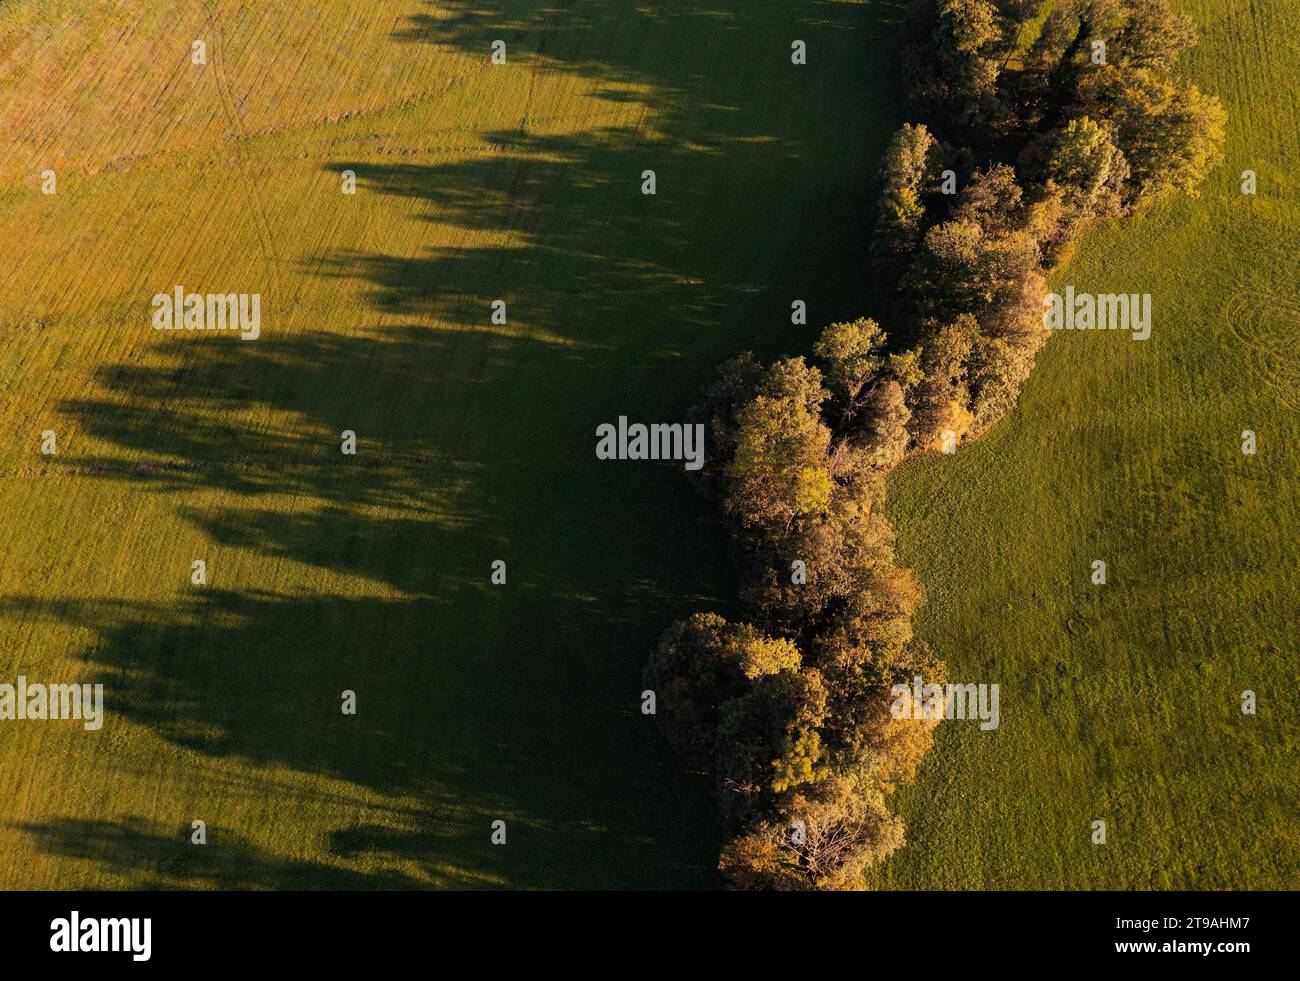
[16,817,425,890]
[321,0,907,354]
[57,325,594,502]
[48,319,728,888]
[6,588,720,888]
[23,0,907,888]
[390,0,904,151]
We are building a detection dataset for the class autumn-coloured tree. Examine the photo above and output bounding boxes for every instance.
[715,667,829,822]
[647,0,1225,891]
[813,317,888,421]
[871,123,940,289]
[1074,67,1226,202]
[903,0,1015,139]
[718,771,905,890]
[642,613,748,764]
[685,351,764,500]
[724,358,833,539]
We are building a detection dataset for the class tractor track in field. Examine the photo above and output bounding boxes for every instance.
[202,0,282,288]
[1223,287,1300,411]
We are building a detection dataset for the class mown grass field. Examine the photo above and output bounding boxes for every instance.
[0,0,904,888]
[871,0,1298,889]
[0,0,1291,892]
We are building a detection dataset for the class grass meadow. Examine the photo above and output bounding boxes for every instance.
[871,0,1298,889]
[0,0,902,888]
[0,0,1291,890]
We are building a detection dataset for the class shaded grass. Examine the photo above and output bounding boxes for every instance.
[0,0,905,888]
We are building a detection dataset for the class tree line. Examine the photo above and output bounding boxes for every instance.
[645,0,1225,889]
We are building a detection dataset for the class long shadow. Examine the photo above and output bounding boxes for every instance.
[391,0,903,155]
[26,0,906,888]
[16,817,424,890]
[6,587,720,888]
[327,0,908,352]
[52,324,728,887]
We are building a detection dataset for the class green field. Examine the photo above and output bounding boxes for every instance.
[0,0,1292,891]
[871,0,1299,889]
[0,0,904,888]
